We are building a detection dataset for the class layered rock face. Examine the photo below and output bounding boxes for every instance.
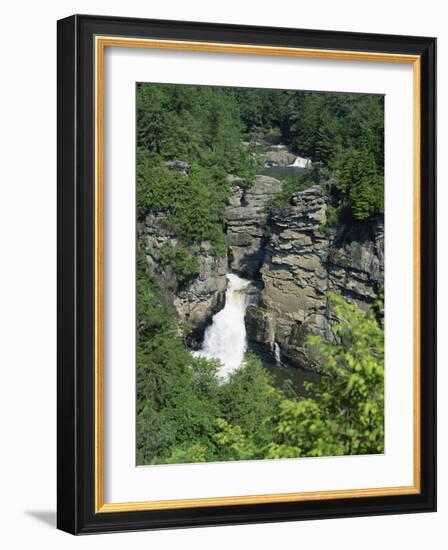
[144,212,227,345]
[226,174,282,278]
[244,186,384,370]
[143,159,383,369]
[327,218,384,309]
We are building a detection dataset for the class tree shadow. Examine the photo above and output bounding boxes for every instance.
[25,510,56,528]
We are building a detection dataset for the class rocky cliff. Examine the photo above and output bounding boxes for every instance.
[142,171,282,346]
[143,161,383,368]
[244,185,384,370]
[144,211,227,347]
[226,174,282,278]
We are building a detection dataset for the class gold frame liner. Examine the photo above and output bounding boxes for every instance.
[94,36,421,513]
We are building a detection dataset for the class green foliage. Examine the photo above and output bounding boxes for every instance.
[336,147,384,221]
[266,398,343,459]
[136,83,385,465]
[269,172,315,208]
[137,83,384,238]
[325,204,339,226]
[165,443,210,464]
[234,89,384,220]
[137,150,229,255]
[171,246,200,286]
[137,285,384,464]
[281,91,384,173]
[137,83,256,176]
[137,83,259,256]
[218,354,282,454]
[213,419,255,461]
[136,150,177,218]
[159,242,199,287]
[266,294,384,458]
[305,294,384,453]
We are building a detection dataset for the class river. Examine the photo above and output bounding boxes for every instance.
[262,164,307,180]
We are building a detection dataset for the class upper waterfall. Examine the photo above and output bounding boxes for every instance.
[193,273,250,380]
[288,155,312,168]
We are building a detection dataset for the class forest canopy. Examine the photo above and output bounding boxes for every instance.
[136,83,385,465]
[137,83,385,239]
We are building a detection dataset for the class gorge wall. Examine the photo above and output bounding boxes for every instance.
[241,184,384,370]
[226,174,282,278]
[144,210,228,347]
[144,164,384,370]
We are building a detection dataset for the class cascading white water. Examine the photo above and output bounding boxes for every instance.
[289,156,311,168]
[194,273,250,380]
[274,342,283,366]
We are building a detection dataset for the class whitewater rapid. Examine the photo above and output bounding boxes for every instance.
[193,273,250,380]
[288,155,311,168]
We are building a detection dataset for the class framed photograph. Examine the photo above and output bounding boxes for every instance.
[57,14,436,534]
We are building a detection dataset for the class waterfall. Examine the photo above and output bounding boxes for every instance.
[274,342,283,366]
[193,273,250,380]
[289,156,311,168]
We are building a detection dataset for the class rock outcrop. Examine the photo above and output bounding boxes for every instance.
[143,156,383,369]
[144,212,227,346]
[261,145,296,167]
[164,159,191,174]
[244,186,384,370]
[226,174,282,278]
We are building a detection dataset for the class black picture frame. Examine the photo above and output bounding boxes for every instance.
[57,14,436,535]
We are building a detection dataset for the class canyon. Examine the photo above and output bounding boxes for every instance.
[144,154,384,373]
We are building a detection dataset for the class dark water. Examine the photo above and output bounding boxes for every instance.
[263,165,307,179]
[262,359,320,397]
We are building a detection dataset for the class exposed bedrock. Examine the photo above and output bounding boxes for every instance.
[144,212,227,346]
[261,145,296,167]
[143,161,384,368]
[226,174,282,278]
[243,185,384,370]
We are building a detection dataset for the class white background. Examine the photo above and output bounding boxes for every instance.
[105,48,414,502]
[0,1,444,548]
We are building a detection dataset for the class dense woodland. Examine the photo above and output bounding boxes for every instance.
[136,83,384,465]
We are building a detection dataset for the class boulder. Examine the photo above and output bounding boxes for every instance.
[261,147,296,167]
